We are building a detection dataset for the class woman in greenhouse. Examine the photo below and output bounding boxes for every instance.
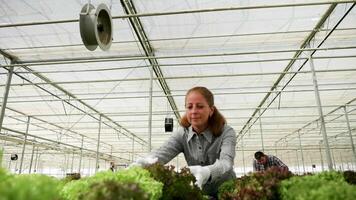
[131,86,237,198]
[253,151,289,171]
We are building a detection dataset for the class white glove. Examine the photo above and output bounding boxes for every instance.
[188,165,211,189]
[129,156,158,168]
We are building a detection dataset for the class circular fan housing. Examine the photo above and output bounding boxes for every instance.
[80,3,113,51]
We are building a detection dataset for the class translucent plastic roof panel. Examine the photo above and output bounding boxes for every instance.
[1,0,356,175]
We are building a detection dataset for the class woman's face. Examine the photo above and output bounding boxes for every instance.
[185,91,214,133]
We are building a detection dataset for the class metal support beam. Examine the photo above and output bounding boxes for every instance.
[241,137,246,174]
[29,144,35,173]
[0,65,14,132]
[258,110,265,151]
[78,135,84,172]
[0,51,147,168]
[0,1,354,28]
[95,115,102,173]
[343,106,356,164]
[65,153,69,175]
[71,152,75,172]
[298,131,306,173]
[88,158,91,176]
[331,149,337,169]
[19,116,30,174]
[1,126,127,162]
[148,64,153,152]
[120,0,180,121]
[295,149,300,174]
[319,144,325,171]
[237,3,355,143]
[34,147,39,173]
[309,54,333,170]
[131,136,134,162]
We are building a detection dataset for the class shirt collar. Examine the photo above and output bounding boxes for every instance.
[187,126,213,143]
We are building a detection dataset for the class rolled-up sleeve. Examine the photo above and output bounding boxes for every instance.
[207,126,236,181]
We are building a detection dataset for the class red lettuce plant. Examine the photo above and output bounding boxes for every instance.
[343,170,356,185]
[218,167,293,200]
[145,163,205,200]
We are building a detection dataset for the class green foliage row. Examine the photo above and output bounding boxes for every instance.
[0,173,64,200]
[218,169,356,200]
[279,171,356,200]
[0,164,203,200]
[61,166,163,200]
[218,166,292,200]
[2,163,355,200]
[0,166,163,200]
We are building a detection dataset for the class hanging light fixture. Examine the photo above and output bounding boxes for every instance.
[165,117,173,132]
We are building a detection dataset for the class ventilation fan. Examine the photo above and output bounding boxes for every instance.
[79,3,113,51]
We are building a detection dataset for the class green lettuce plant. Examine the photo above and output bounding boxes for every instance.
[0,174,63,200]
[279,171,356,200]
[61,167,163,200]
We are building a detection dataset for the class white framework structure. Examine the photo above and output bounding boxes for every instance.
[0,0,355,177]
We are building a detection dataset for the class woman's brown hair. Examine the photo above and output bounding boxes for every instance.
[180,86,226,137]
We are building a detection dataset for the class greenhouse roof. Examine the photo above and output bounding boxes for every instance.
[0,0,355,174]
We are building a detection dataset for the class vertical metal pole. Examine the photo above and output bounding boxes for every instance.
[38,159,42,173]
[287,152,291,170]
[29,145,35,173]
[14,160,18,173]
[331,148,336,169]
[0,65,14,132]
[319,145,324,171]
[241,138,246,174]
[19,116,30,174]
[35,153,41,173]
[82,158,86,176]
[78,135,84,172]
[65,153,69,175]
[88,158,91,176]
[0,142,3,167]
[309,54,333,170]
[148,66,153,152]
[258,110,264,151]
[34,147,39,173]
[8,159,12,171]
[131,136,134,161]
[343,106,356,164]
[295,149,300,174]
[298,131,305,173]
[340,152,344,171]
[71,152,75,172]
[95,115,102,173]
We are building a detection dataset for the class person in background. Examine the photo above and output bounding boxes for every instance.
[253,151,289,171]
[109,161,116,172]
[130,86,237,198]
